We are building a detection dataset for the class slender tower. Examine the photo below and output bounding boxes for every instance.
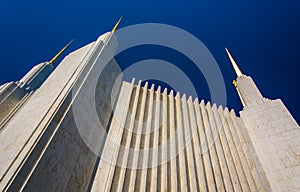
[18,39,74,91]
[0,40,73,126]
[0,18,123,191]
[226,48,300,191]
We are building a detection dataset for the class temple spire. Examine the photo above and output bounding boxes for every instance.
[225,47,243,77]
[49,39,74,65]
[111,16,122,33]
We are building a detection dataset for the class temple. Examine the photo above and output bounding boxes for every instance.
[0,21,299,191]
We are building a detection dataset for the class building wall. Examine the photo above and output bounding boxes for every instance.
[0,32,121,191]
[241,99,300,191]
[91,80,271,192]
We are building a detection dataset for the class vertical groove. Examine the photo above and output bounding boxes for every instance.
[111,81,141,192]
[90,81,134,192]
[157,88,162,191]
[168,90,178,192]
[93,81,272,191]
[127,82,148,192]
[134,84,149,191]
[195,100,216,191]
[123,83,143,191]
[210,104,234,191]
[216,106,242,192]
[149,86,161,192]
[145,85,157,192]
[175,92,188,191]
[181,95,198,191]
[223,108,250,191]
[201,102,225,191]
[136,84,154,192]
[227,111,258,191]
[160,88,168,191]
[103,83,135,192]
[190,98,207,191]
[110,84,136,192]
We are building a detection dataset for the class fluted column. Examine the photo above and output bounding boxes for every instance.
[216,106,242,191]
[91,79,136,192]
[127,81,148,192]
[168,90,178,191]
[138,84,154,192]
[227,110,258,191]
[189,98,207,191]
[209,104,234,191]
[227,110,257,191]
[201,101,225,191]
[222,108,250,191]
[181,95,198,191]
[175,92,188,191]
[158,88,168,191]
[149,86,161,192]
[195,100,216,191]
[110,80,142,192]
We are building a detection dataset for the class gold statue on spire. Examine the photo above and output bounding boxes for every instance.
[111,16,123,33]
[225,47,243,77]
[49,39,74,65]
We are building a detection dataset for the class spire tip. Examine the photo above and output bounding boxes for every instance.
[112,16,123,33]
[225,47,243,77]
[49,39,74,65]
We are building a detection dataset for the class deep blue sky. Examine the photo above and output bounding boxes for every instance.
[0,1,299,123]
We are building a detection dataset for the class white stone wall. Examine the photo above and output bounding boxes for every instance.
[0,32,122,191]
[236,75,265,107]
[241,99,300,191]
[90,80,271,192]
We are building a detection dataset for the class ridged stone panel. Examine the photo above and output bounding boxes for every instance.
[91,80,271,192]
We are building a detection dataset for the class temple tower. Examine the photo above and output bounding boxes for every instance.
[226,48,300,191]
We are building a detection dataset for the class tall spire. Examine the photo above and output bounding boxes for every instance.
[111,16,122,33]
[49,39,74,65]
[225,47,243,77]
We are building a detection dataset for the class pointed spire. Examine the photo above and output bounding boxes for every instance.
[225,47,243,77]
[49,39,73,65]
[111,16,122,33]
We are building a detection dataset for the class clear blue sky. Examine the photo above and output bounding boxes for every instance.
[0,0,299,123]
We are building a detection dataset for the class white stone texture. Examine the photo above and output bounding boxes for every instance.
[236,75,266,108]
[241,99,300,191]
[90,80,271,191]
[0,32,121,191]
